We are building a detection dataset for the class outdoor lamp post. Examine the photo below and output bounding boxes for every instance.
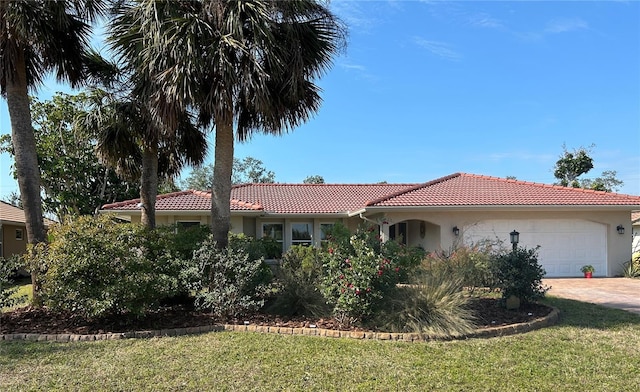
[510,230,519,251]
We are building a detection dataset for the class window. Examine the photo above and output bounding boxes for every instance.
[389,222,407,245]
[291,222,312,246]
[177,221,201,230]
[262,223,284,258]
[320,223,335,244]
[15,229,23,241]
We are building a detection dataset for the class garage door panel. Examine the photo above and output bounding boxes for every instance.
[465,219,607,277]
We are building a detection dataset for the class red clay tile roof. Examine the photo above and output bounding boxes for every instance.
[368,173,640,207]
[632,211,640,224]
[101,173,640,215]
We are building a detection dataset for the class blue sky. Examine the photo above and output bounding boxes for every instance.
[1,0,639,199]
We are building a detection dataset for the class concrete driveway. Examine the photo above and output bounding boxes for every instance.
[543,278,640,315]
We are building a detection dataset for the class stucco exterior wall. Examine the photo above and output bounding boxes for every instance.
[382,209,632,277]
[1,223,27,258]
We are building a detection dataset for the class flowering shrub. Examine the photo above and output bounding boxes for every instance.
[320,224,421,326]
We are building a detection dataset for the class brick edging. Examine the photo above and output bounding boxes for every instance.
[1,307,560,343]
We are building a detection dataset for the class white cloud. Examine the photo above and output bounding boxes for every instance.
[468,12,504,29]
[331,0,376,31]
[545,17,589,34]
[414,38,463,61]
[339,63,367,72]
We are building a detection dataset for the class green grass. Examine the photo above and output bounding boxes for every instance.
[2,296,640,391]
[2,278,31,312]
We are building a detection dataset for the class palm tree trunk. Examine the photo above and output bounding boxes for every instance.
[211,115,234,249]
[140,142,159,229]
[5,48,47,306]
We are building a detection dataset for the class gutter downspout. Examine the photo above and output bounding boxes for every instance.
[359,213,389,242]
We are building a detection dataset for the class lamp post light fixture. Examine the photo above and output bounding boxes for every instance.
[452,226,460,236]
[510,230,520,251]
[617,225,625,235]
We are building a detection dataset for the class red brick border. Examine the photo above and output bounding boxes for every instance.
[1,307,559,343]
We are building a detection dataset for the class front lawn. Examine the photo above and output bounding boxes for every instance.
[1,297,640,391]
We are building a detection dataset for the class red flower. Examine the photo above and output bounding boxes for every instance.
[328,248,334,254]
[366,287,371,293]
[339,274,344,279]
[355,289,361,295]
[377,270,383,276]
[395,267,400,272]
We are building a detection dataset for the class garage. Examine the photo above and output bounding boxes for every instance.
[464,219,607,278]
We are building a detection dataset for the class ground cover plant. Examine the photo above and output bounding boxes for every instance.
[1,298,640,391]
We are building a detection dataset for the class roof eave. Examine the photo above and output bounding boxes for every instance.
[359,204,640,213]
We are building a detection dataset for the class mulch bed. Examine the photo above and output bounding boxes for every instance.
[1,298,552,335]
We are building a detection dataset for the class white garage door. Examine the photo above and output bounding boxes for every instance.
[465,219,607,277]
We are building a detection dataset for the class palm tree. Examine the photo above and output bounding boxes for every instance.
[0,1,106,303]
[110,0,345,248]
[82,89,207,229]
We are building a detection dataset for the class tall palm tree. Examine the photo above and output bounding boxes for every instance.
[110,0,345,248]
[82,88,207,229]
[0,1,106,303]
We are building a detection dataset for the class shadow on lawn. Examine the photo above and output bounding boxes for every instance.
[544,296,640,330]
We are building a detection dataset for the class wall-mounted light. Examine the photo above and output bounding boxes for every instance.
[452,226,460,236]
[510,229,520,251]
[617,225,625,235]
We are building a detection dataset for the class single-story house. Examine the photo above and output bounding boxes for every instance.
[0,201,55,260]
[101,173,640,278]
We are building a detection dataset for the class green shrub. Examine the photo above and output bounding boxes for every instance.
[490,246,549,305]
[371,271,475,338]
[266,245,329,317]
[35,215,188,318]
[421,242,496,292]
[320,224,422,327]
[192,235,272,318]
[157,224,211,261]
[0,255,27,311]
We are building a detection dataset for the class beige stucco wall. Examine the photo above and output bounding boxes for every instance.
[380,209,633,277]
[106,209,633,277]
[633,223,640,256]
[1,223,27,258]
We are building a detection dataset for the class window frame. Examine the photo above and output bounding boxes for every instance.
[291,222,313,247]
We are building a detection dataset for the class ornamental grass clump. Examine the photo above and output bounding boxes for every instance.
[421,242,497,293]
[371,271,476,338]
[265,245,329,317]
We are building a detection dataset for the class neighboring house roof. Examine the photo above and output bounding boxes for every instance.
[0,201,55,226]
[632,211,640,225]
[101,173,640,216]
